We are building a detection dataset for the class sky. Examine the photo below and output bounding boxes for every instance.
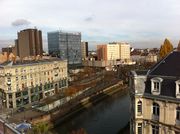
[0,0,180,51]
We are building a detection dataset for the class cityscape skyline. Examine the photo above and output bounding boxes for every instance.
[1,0,180,50]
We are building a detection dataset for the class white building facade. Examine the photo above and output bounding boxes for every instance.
[0,59,68,108]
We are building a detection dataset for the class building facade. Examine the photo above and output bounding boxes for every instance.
[48,31,82,65]
[129,51,180,134]
[119,42,130,60]
[97,45,107,61]
[2,46,16,56]
[16,28,43,58]
[81,41,88,60]
[97,42,130,61]
[0,59,68,109]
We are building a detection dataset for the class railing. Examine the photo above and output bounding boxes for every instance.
[152,114,159,121]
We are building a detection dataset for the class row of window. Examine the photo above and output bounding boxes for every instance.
[138,123,159,134]
[14,67,65,74]
[137,101,180,121]
[151,78,180,97]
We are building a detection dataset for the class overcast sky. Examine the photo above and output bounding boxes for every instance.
[0,0,180,50]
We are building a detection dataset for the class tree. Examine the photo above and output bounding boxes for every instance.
[27,122,51,134]
[177,41,180,51]
[159,38,173,58]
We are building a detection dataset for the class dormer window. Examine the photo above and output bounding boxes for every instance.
[175,80,180,98]
[153,82,159,92]
[151,77,163,95]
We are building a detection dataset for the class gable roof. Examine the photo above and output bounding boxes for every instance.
[144,51,180,99]
[148,51,180,77]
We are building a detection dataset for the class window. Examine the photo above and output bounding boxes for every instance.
[175,80,180,98]
[153,102,160,116]
[137,123,142,134]
[152,125,159,134]
[15,69,18,73]
[7,77,11,82]
[151,78,163,95]
[8,86,11,91]
[176,107,180,120]
[153,82,159,92]
[9,94,12,99]
[137,101,142,114]
[22,84,24,89]
[16,77,18,81]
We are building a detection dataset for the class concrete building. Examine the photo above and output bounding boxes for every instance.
[129,51,180,134]
[2,46,16,56]
[0,59,68,109]
[48,31,82,65]
[97,42,130,61]
[97,45,107,61]
[118,42,130,60]
[81,41,88,60]
[16,28,43,58]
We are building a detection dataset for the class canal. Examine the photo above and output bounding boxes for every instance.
[52,90,130,134]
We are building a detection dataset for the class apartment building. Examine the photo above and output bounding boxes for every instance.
[0,59,68,109]
[81,41,88,60]
[119,42,130,60]
[97,42,130,61]
[129,51,180,134]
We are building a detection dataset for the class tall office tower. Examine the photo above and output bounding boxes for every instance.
[81,41,88,60]
[48,31,82,65]
[16,28,43,58]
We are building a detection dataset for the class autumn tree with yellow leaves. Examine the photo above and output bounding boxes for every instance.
[159,38,173,58]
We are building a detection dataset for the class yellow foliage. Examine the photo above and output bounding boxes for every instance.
[159,38,173,58]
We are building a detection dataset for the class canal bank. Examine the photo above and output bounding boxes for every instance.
[52,87,130,134]
[52,85,128,126]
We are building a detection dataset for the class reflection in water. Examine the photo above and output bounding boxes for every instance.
[52,90,130,134]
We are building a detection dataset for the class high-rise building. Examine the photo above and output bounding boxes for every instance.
[16,28,43,58]
[81,41,88,60]
[118,42,130,60]
[97,42,130,61]
[129,51,180,134]
[0,59,68,108]
[48,31,82,65]
[97,45,107,61]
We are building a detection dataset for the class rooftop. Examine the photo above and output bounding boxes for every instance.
[144,50,180,99]
[0,58,66,67]
[148,51,180,77]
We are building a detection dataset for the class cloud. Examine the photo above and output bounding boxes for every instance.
[11,19,31,27]
[84,15,95,22]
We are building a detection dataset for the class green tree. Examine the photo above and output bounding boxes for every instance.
[28,122,51,134]
[159,38,173,58]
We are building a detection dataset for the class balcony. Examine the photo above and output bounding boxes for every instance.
[152,114,159,121]
[176,119,180,126]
